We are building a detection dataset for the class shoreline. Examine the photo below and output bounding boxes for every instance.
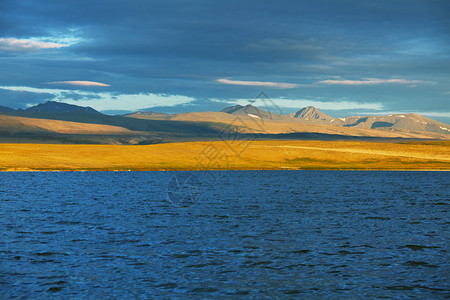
[1,169,449,172]
[1,140,449,172]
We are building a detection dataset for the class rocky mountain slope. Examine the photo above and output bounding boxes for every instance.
[288,106,334,123]
[340,114,450,134]
[221,104,291,121]
[287,106,450,135]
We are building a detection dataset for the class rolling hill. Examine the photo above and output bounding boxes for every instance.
[0,114,141,134]
[0,102,229,144]
[0,102,448,144]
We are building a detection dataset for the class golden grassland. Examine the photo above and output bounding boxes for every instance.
[0,140,449,171]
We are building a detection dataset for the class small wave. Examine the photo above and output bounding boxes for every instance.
[47,286,64,292]
[387,285,447,291]
[40,231,60,235]
[365,216,391,220]
[33,252,64,256]
[338,250,365,255]
[291,250,311,254]
[186,261,221,268]
[156,282,178,289]
[402,261,439,268]
[284,289,303,295]
[401,244,439,251]
[172,253,190,259]
[228,249,243,253]
[55,221,81,225]
[43,280,66,286]
[245,261,273,267]
[191,287,219,293]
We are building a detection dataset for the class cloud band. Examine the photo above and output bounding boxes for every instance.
[318,78,431,85]
[48,81,111,87]
[0,38,67,52]
[217,78,298,89]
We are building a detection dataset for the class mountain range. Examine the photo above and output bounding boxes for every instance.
[23,101,101,114]
[288,106,449,135]
[0,101,448,144]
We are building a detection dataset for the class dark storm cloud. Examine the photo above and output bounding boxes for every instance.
[0,0,449,121]
[0,88,55,109]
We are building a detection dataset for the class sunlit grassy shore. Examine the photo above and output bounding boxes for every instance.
[0,140,449,171]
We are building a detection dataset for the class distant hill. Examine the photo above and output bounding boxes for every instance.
[132,111,169,116]
[0,106,14,112]
[0,114,139,135]
[25,101,100,114]
[221,104,290,121]
[0,106,230,144]
[125,111,170,120]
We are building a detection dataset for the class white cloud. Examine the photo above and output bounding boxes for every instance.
[408,112,450,118]
[48,81,111,87]
[62,94,194,111]
[317,78,433,85]
[212,97,384,111]
[0,86,194,111]
[350,110,450,120]
[1,86,66,94]
[0,38,68,52]
[217,78,298,89]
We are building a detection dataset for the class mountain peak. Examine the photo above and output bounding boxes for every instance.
[290,106,333,121]
[25,101,101,114]
[221,104,288,120]
[221,104,263,116]
[220,105,244,114]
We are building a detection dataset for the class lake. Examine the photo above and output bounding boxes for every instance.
[0,171,448,298]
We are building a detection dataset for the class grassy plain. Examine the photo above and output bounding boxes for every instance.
[0,140,449,171]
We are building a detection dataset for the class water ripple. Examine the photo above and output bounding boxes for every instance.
[0,170,448,298]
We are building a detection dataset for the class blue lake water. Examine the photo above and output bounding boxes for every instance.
[0,171,449,299]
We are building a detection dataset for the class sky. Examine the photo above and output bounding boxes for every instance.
[0,0,449,123]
